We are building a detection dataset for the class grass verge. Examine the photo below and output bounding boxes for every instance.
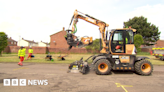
[0,54,94,64]
[137,52,150,55]
[0,54,164,65]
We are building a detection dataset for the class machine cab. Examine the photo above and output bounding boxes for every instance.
[109,28,136,55]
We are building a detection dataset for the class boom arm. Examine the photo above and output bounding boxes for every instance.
[69,10,109,53]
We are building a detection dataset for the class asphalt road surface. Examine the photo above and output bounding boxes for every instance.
[0,63,164,92]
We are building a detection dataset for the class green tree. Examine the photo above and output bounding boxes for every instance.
[124,16,160,46]
[134,34,144,52]
[85,39,100,51]
[0,32,8,56]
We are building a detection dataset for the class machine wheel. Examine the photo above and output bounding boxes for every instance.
[81,65,90,74]
[160,57,164,61]
[135,59,153,76]
[95,59,111,75]
[160,57,162,60]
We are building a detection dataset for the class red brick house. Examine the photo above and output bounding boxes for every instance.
[7,37,17,46]
[141,40,164,52]
[3,28,94,54]
[154,40,164,47]
[50,27,69,48]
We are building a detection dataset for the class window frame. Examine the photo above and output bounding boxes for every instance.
[125,30,134,44]
[111,30,125,53]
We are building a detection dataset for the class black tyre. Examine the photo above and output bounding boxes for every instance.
[160,57,162,60]
[135,59,153,76]
[95,59,111,75]
[81,65,90,74]
[161,57,164,61]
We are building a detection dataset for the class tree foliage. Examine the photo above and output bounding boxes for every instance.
[124,16,160,46]
[85,39,100,51]
[0,32,8,56]
[134,34,144,52]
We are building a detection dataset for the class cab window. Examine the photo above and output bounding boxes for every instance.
[125,30,134,44]
[111,31,124,53]
[113,31,123,44]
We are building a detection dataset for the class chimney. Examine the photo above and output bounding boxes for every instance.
[22,38,24,40]
[33,40,34,42]
[10,37,11,39]
[63,27,65,31]
[41,41,42,42]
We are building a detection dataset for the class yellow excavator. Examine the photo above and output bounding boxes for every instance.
[65,10,153,75]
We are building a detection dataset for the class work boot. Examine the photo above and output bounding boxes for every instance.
[19,63,23,66]
[18,62,21,65]
[19,61,23,66]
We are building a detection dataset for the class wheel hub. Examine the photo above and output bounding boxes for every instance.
[98,63,108,73]
[141,63,151,73]
[142,65,145,69]
[100,65,105,69]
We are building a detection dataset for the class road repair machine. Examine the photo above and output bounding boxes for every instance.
[65,10,153,75]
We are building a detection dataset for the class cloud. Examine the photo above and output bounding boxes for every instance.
[0,0,164,43]
[0,0,112,42]
[124,4,164,39]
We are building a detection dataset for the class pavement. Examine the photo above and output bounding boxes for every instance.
[0,63,164,92]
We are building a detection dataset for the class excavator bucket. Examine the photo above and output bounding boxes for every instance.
[65,30,92,50]
[65,32,83,50]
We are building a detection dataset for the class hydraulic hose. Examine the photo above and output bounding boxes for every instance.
[72,23,77,34]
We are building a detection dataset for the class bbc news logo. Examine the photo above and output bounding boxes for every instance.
[3,79,48,86]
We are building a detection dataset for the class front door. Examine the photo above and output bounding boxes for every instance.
[111,30,125,53]
[125,30,136,55]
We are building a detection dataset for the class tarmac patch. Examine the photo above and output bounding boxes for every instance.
[13,67,29,71]
[70,70,80,73]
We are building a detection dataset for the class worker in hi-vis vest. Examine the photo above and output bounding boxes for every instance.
[126,37,128,44]
[18,46,26,66]
[119,37,128,44]
[26,46,33,60]
[116,37,129,51]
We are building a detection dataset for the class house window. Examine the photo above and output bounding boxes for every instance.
[11,42,13,44]
[14,42,16,44]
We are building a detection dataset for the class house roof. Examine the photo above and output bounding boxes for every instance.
[50,30,76,37]
[50,30,64,37]
[50,27,65,36]
[41,41,50,45]
[22,39,38,44]
[7,38,17,42]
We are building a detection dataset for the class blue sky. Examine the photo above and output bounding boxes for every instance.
[0,0,164,43]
